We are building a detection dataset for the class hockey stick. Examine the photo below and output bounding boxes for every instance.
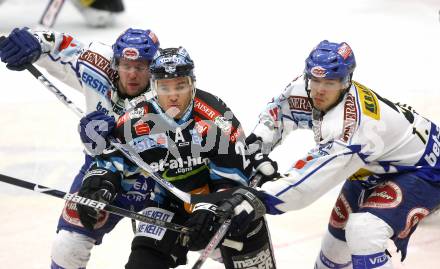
[0,173,190,234]
[39,0,66,28]
[191,173,263,269]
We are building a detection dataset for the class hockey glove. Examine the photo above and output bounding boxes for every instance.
[77,168,121,230]
[0,27,41,71]
[216,187,267,237]
[246,133,280,185]
[183,202,222,251]
[79,111,115,155]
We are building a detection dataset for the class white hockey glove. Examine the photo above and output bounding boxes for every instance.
[246,133,280,185]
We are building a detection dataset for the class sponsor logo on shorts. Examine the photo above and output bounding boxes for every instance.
[361,181,402,209]
[330,193,352,229]
[398,207,430,238]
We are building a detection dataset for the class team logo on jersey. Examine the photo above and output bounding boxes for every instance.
[229,127,242,143]
[116,106,148,128]
[79,50,117,81]
[81,71,109,95]
[96,101,110,115]
[398,207,430,239]
[122,47,140,60]
[361,181,402,209]
[120,173,154,202]
[354,81,380,120]
[134,120,151,136]
[341,93,358,143]
[190,129,202,145]
[288,96,312,112]
[310,66,327,78]
[194,98,219,120]
[131,133,168,152]
[149,156,209,174]
[214,115,232,134]
[330,193,352,229]
[136,207,174,240]
[423,125,440,167]
[194,117,210,136]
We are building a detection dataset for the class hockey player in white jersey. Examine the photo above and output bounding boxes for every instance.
[0,27,159,268]
[187,40,440,268]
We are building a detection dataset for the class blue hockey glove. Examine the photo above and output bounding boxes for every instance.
[0,27,42,71]
[77,168,121,230]
[78,111,115,155]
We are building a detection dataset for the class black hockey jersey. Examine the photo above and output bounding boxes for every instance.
[93,89,251,211]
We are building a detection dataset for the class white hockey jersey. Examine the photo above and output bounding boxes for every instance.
[32,30,135,117]
[254,76,440,214]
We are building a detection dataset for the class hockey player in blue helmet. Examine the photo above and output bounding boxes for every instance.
[304,40,356,112]
[0,27,160,268]
[190,39,440,268]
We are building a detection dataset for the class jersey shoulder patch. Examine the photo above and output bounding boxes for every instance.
[353,81,380,120]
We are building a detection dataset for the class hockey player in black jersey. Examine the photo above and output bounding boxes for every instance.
[77,47,276,269]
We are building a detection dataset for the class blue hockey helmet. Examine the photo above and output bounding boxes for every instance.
[305,40,356,83]
[149,47,195,80]
[112,28,160,63]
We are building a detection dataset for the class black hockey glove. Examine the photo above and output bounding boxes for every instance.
[0,27,41,71]
[246,133,280,185]
[78,111,115,155]
[216,187,267,237]
[184,202,222,251]
[77,168,121,230]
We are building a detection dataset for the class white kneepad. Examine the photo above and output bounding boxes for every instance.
[315,232,352,269]
[345,213,394,268]
[51,230,96,269]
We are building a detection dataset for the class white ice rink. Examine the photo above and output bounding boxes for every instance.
[1,0,440,268]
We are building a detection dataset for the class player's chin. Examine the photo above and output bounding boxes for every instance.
[125,86,144,97]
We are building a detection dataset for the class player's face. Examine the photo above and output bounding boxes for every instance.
[155,76,193,119]
[117,58,151,97]
[309,76,345,112]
